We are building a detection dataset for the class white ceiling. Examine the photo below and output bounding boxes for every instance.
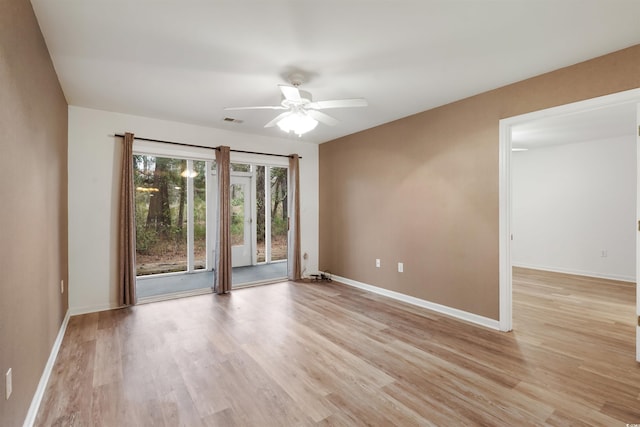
[31,0,640,144]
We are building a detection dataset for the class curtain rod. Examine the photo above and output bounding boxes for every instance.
[113,133,301,159]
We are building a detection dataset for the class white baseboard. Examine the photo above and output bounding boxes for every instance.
[69,302,122,316]
[512,263,635,283]
[325,273,501,331]
[23,310,70,427]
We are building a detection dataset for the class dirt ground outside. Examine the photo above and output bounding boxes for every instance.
[137,235,287,275]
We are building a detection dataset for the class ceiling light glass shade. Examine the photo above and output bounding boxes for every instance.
[277,112,318,136]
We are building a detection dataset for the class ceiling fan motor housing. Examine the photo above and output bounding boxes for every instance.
[281,90,313,109]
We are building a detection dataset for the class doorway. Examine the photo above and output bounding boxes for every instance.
[498,88,640,361]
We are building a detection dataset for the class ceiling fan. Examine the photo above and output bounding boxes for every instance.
[224,77,368,136]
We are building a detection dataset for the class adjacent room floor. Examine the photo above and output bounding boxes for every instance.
[35,268,639,425]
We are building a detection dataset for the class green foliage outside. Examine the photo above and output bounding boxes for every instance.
[134,155,206,274]
[254,166,288,242]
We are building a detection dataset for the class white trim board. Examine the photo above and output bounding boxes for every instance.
[499,87,640,333]
[513,263,635,284]
[326,273,501,331]
[23,310,70,427]
[69,303,122,316]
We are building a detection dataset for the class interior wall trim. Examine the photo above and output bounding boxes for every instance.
[23,310,71,427]
[324,273,501,331]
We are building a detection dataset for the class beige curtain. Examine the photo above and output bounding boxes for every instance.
[287,154,302,281]
[118,132,137,306]
[214,146,232,294]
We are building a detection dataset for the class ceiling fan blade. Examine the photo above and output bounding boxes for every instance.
[224,105,286,111]
[306,109,339,126]
[306,98,368,109]
[279,85,301,101]
[264,111,293,128]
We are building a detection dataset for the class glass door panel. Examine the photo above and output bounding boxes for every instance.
[255,166,266,262]
[231,175,252,267]
[134,154,212,300]
[231,183,245,246]
[193,160,207,270]
[134,155,187,276]
[270,167,288,261]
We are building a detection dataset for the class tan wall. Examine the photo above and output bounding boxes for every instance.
[319,45,640,320]
[0,0,68,425]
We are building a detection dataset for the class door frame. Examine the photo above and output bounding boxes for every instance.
[498,88,640,339]
[636,103,640,362]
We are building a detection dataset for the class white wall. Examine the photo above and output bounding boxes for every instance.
[512,136,636,282]
[68,106,319,314]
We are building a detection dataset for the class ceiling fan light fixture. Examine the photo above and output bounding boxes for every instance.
[276,112,318,136]
[225,80,367,136]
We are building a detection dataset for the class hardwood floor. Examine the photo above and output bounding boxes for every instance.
[36,268,639,426]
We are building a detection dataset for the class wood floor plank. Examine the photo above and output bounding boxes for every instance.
[35,269,640,425]
[241,340,336,422]
[92,327,123,387]
[514,381,621,426]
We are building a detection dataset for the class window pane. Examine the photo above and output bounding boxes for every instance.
[255,166,266,262]
[231,163,251,172]
[270,167,288,261]
[231,183,245,246]
[134,155,187,275]
[193,160,207,270]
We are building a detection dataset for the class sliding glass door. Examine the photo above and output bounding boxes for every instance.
[254,165,288,264]
[230,163,288,287]
[269,166,288,263]
[133,153,289,297]
[134,154,212,298]
[134,155,188,275]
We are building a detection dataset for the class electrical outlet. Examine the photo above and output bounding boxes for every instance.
[376,259,381,268]
[6,368,12,400]
[398,262,404,273]
[60,279,64,294]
